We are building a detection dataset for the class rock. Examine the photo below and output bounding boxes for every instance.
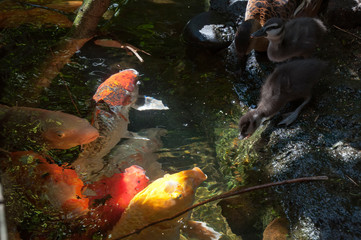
[263,217,289,240]
[218,25,361,239]
[182,11,235,50]
[325,0,361,28]
[226,0,248,22]
[182,0,247,51]
[218,194,264,240]
[209,0,247,22]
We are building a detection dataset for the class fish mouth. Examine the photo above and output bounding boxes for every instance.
[191,167,207,186]
[80,131,100,145]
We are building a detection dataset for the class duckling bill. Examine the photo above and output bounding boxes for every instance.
[251,17,327,62]
[239,59,327,139]
[234,0,323,59]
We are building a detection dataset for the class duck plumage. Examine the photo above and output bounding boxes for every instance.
[235,0,324,57]
[251,17,327,62]
[238,58,327,139]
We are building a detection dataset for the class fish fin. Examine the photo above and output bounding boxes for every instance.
[182,220,221,240]
[132,96,169,111]
[124,131,150,140]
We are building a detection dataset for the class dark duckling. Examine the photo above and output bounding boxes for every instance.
[251,17,327,62]
[238,58,327,139]
[235,0,324,58]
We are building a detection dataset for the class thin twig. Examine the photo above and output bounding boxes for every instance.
[115,175,328,240]
[346,174,359,187]
[16,1,73,17]
[333,25,361,42]
[64,82,81,116]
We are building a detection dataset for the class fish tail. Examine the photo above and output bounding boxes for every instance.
[182,220,221,240]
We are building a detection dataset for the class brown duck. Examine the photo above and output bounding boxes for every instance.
[251,17,327,62]
[238,59,327,139]
[234,0,324,58]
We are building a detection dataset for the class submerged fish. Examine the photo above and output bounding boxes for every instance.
[108,167,208,240]
[105,128,167,181]
[81,165,149,237]
[72,69,140,181]
[72,69,168,181]
[6,151,89,217]
[0,105,99,151]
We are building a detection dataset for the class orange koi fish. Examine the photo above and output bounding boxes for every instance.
[7,151,89,216]
[0,104,99,151]
[72,69,139,181]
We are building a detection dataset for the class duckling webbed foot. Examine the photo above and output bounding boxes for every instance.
[278,97,311,126]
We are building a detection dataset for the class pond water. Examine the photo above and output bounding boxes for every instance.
[0,0,251,239]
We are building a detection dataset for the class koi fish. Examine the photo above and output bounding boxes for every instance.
[80,165,149,237]
[72,69,168,181]
[6,151,89,216]
[0,105,99,151]
[108,167,209,240]
[105,128,167,181]
[72,69,140,180]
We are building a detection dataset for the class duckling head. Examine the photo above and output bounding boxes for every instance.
[235,19,263,57]
[251,18,285,41]
[238,109,264,139]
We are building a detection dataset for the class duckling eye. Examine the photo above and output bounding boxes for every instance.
[56,131,65,138]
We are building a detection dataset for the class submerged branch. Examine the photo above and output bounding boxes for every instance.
[29,0,111,103]
[16,1,74,18]
[333,25,361,43]
[115,175,328,240]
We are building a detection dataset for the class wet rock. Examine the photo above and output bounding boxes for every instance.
[182,11,235,50]
[218,194,264,240]
[263,217,289,240]
[218,26,361,239]
[209,0,247,22]
[226,0,248,22]
[325,0,361,28]
[182,0,247,51]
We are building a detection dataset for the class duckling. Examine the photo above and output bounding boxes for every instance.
[251,17,327,62]
[235,0,324,58]
[238,59,327,139]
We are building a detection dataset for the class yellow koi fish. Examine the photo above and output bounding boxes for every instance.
[108,167,208,240]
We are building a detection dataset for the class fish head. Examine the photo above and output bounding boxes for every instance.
[41,111,99,149]
[132,167,207,218]
[93,69,139,108]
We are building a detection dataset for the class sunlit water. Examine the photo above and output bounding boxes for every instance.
[71,0,242,238]
[0,0,246,239]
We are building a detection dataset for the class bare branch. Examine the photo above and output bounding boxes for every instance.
[333,25,361,42]
[115,175,328,240]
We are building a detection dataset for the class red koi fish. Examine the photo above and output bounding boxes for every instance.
[82,165,149,236]
[93,69,139,107]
